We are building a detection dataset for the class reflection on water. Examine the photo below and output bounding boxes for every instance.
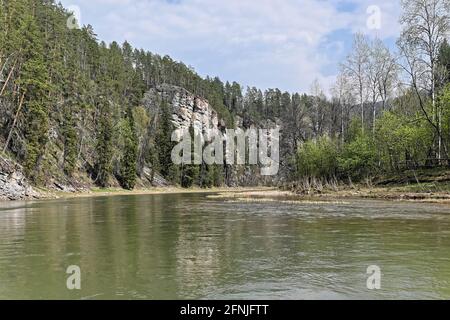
[0,193,449,299]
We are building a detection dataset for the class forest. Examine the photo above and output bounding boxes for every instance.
[0,0,450,192]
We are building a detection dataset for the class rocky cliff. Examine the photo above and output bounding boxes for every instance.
[143,84,283,186]
[0,156,39,201]
[0,84,283,201]
[143,84,225,136]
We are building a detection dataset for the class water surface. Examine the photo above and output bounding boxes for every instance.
[0,193,449,299]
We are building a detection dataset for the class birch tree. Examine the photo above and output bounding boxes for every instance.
[398,0,450,160]
[341,33,370,132]
[367,39,399,134]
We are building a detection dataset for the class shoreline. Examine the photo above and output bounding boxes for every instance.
[26,186,278,202]
[206,187,450,205]
[16,185,450,205]
[2,181,450,204]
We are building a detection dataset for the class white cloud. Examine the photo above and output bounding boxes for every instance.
[61,0,403,94]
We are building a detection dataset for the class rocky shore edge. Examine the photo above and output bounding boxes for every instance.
[2,154,450,204]
[0,156,40,201]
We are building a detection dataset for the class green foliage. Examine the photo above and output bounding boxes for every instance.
[296,137,339,178]
[204,77,234,127]
[338,133,378,179]
[4,0,449,190]
[20,11,50,181]
[199,164,220,188]
[438,39,450,86]
[345,118,364,143]
[439,84,450,149]
[119,109,138,190]
[24,100,49,180]
[94,99,114,187]
[181,125,200,188]
[62,106,78,176]
[376,111,432,171]
[181,163,200,188]
[210,164,223,187]
[155,101,175,179]
[168,163,181,185]
[199,165,212,188]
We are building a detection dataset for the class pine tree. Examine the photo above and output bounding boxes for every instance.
[211,164,223,187]
[0,2,6,62]
[181,125,200,188]
[168,163,181,185]
[19,8,50,182]
[120,108,138,190]
[438,39,450,86]
[155,101,174,179]
[94,98,113,187]
[200,164,213,188]
[62,104,78,176]
[61,66,82,177]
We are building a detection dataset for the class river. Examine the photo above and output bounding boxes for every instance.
[0,193,449,299]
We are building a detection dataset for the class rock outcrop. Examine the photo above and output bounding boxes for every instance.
[0,156,40,201]
[144,84,223,137]
[143,84,282,186]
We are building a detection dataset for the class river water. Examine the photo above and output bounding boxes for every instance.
[0,193,449,299]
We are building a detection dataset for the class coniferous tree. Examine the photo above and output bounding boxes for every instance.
[20,9,50,181]
[5,0,449,190]
[155,101,174,179]
[181,125,200,188]
[211,164,223,187]
[94,98,113,187]
[438,39,450,87]
[119,108,138,190]
[62,105,78,176]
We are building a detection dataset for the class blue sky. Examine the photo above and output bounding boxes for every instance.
[60,0,402,94]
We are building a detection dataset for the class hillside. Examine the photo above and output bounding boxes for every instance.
[1,0,450,201]
[0,0,307,199]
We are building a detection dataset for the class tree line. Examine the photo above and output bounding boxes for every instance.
[295,0,450,186]
[1,0,449,190]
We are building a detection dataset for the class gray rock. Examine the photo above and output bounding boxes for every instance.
[143,84,220,138]
[0,156,40,201]
[142,84,282,187]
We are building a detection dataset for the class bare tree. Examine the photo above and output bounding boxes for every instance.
[375,44,400,112]
[366,38,399,134]
[332,74,355,143]
[398,0,450,159]
[309,79,328,139]
[341,33,370,132]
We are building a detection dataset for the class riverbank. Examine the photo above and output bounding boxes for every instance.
[207,183,450,204]
[3,184,450,204]
[29,186,277,202]
[2,163,450,204]
[276,168,450,204]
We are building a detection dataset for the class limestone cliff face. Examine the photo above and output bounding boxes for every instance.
[144,84,225,137]
[143,84,283,187]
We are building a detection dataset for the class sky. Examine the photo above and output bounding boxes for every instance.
[59,0,402,95]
